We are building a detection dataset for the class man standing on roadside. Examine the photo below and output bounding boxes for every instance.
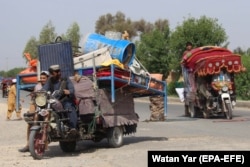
[6,79,23,120]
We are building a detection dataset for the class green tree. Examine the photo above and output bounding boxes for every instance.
[136,19,170,79]
[23,36,39,60]
[4,68,26,77]
[233,47,245,55]
[133,19,154,34]
[234,54,250,100]
[0,70,7,77]
[95,11,137,38]
[65,22,81,55]
[169,15,228,71]
[22,21,57,60]
[39,21,57,45]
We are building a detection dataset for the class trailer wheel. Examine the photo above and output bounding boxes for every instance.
[107,126,123,148]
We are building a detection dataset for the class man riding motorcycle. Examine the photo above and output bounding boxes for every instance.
[42,65,77,134]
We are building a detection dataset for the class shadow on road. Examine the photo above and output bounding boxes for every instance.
[30,136,168,159]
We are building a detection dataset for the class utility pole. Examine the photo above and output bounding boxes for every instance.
[6,57,8,71]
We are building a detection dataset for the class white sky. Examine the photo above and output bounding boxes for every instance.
[1,0,250,71]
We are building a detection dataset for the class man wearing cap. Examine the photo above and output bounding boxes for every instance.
[18,71,49,152]
[34,71,50,91]
[42,65,77,133]
[6,78,22,120]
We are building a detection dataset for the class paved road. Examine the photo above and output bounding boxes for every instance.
[0,92,249,167]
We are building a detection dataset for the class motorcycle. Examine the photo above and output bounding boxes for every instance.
[182,46,245,119]
[186,70,236,119]
[24,79,138,160]
[208,70,236,119]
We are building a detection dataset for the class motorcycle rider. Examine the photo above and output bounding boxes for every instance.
[212,69,231,82]
[197,77,213,109]
[18,71,49,152]
[42,65,77,135]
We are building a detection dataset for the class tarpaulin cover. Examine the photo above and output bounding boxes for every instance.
[98,89,139,128]
[70,76,138,128]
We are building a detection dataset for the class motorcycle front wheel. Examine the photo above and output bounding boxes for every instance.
[225,102,233,119]
[29,130,46,160]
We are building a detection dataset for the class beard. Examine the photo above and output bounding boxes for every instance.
[50,75,61,83]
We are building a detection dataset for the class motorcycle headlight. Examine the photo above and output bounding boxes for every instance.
[35,93,47,107]
[222,86,228,92]
[40,109,49,116]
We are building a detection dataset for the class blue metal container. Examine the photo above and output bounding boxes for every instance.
[82,33,135,66]
[38,41,74,78]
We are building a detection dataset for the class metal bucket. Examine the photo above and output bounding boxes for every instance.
[82,33,135,66]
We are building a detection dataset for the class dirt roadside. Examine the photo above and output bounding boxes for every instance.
[0,92,146,166]
[0,101,147,167]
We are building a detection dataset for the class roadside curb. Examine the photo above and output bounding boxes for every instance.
[134,96,250,108]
